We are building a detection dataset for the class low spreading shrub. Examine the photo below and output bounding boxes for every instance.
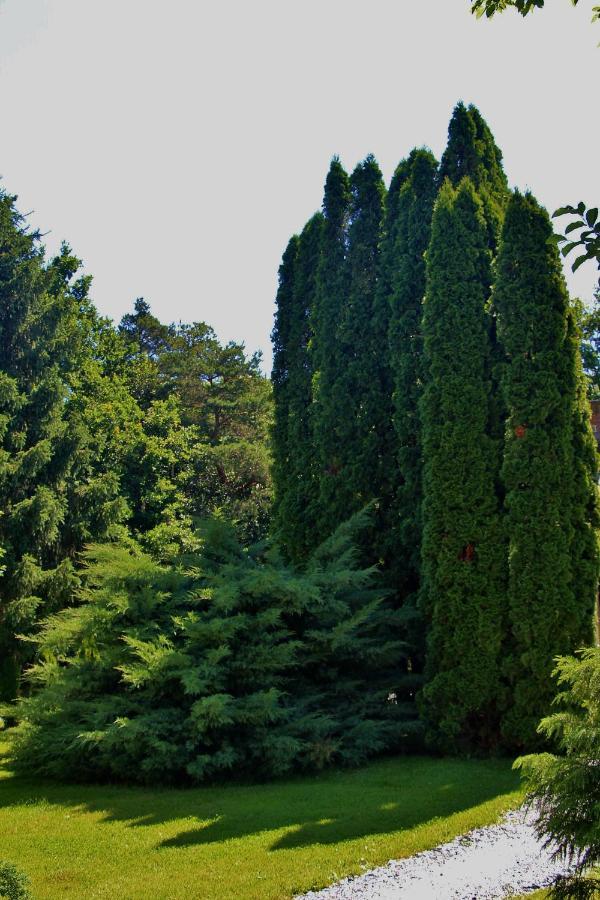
[13,511,420,784]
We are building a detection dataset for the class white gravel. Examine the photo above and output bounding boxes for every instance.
[297,806,577,900]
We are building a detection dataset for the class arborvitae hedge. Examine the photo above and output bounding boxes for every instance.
[495,191,598,749]
[310,158,351,545]
[420,179,506,752]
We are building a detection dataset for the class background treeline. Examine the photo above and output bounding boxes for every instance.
[0,202,272,703]
[271,101,600,754]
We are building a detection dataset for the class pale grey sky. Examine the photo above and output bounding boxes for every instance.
[0,0,598,371]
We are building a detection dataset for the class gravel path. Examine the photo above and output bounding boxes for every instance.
[297,807,577,900]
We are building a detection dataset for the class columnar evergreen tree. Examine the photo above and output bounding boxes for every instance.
[566,308,600,643]
[420,179,506,752]
[387,148,438,605]
[310,158,351,544]
[271,235,299,550]
[272,216,323,562]
[438,102,509,248]
[334,156,391,552]
[494,191,598,749]
[438,102,510,446]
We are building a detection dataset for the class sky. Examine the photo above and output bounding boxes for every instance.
[0,0,598,372]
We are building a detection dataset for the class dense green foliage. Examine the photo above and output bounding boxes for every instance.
[271,155,394,565]
[0,862,30,900]
[0,194,128,700]
[310,158,351,544]
[419,179,506,751]
[515,649,600,899]
[3,98,598,786]
[438,102,509,249]
[0,191,272,702]
[271,236,299,549]
[270,103,598,756]
[13,510,416,783]
[332,157,391,551]
[274,215,323,562]
[386,149,438,610]
[494,192,598,749]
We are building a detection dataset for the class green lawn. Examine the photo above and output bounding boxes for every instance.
[0,738,523,899]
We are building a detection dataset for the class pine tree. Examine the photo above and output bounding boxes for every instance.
[387,149,438,606]
[494,191,598,749]
[420,179,506,752]
[333,156,391,551]
[310,158,351,544]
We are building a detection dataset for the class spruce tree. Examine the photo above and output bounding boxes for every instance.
[310,158,351,544]
[0,196,126,699]
[387,148,438,605]
[333,156,391,551]
[420,179,506,752]
[494,191,598,749]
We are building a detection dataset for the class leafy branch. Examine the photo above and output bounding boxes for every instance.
[471,0,600,23]
[552,202,600,286]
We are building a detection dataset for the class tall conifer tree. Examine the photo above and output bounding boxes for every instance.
[438,102,508,248]
[271,235,299,553]
[439,102,510,444]
[272,215,323,562]
[567,309,600,644]
[420,179,506,751]
[387,149,438,605]
[494,191,599,748]
[310,159,351,544]
[0,195,127,699]
[334,156,391,551]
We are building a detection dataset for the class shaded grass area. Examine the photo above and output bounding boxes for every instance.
[0,738,522,899]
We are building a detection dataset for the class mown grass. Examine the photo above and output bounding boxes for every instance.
[0,737,523,899]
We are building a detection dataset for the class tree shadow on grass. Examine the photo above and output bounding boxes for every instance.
[0,748,520,854]
[159,766,516,851]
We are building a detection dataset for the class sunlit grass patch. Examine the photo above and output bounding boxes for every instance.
[0,738,522,899]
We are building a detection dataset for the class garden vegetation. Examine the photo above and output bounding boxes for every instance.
[0,97,598,899]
